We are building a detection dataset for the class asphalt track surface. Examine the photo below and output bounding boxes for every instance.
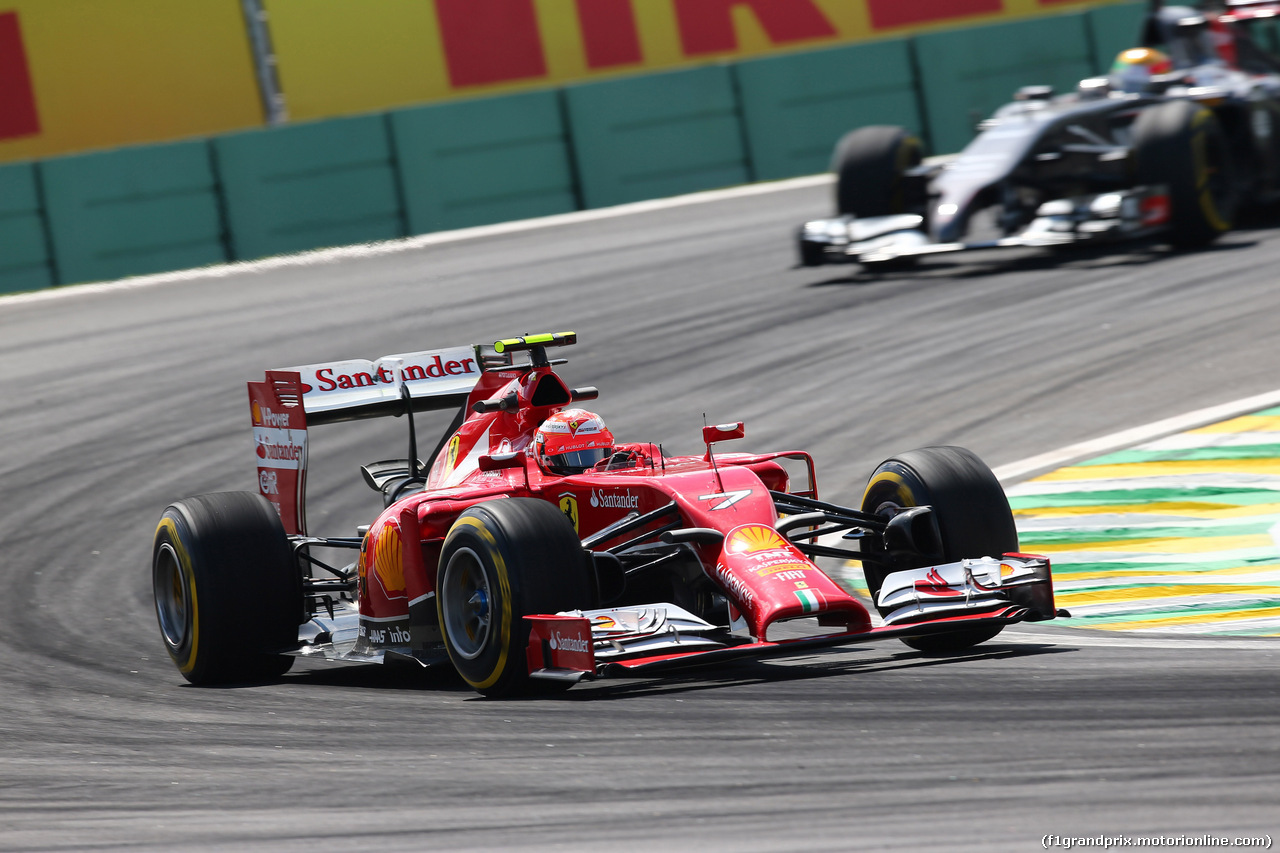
[2,180,1278,852]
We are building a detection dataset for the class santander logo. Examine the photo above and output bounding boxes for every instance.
[304,355,479,394]
[590,489,639,509]
[256,437,303,461]
[548,632,590,653]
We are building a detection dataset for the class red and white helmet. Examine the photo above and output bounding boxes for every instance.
[533,409,614,474]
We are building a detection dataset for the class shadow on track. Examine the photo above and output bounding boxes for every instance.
[191,640,1072,701]
[494,641,1074,703]
[798,231,1264,288]
[183,658,476,693]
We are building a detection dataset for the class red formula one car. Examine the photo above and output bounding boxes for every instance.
[151,333,1062,696]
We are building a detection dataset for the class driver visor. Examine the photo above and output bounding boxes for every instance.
[545,448,611,474]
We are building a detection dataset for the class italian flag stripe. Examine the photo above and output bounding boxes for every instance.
[795,589,820,613]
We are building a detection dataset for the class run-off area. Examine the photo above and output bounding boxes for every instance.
[1009,406,1280,636]
[829,406,1280,637]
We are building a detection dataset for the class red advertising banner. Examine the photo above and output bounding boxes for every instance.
[0,1,262,164]
[673,0,838,55]
[867,0,1005,30]
[264,0,1128,121]
[0,0,1128,160]
[0,12,39,140]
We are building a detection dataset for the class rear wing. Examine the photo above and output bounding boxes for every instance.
[247,346,485,534]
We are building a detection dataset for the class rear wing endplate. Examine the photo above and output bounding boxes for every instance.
[247,346,484,533]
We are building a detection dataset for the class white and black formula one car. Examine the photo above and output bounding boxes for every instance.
[799,1,1280,270]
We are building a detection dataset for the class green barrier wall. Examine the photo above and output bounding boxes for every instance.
[0,3,1151,293]
[915,14,1096,156]
[1088,3,1151,75]
[735,39,922,181]
[564,66,750,209]
[39,141,226,286]
[0,163,52,293]
[213,115,404,260]
[391,90,577,235]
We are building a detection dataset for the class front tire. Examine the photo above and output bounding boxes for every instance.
[1132,99,1236,247]
[437,498,594,697]
[152,492,302,684]
[860,446,1017,653]
[832,125,924,218]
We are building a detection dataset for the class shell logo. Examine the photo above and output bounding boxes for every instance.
[725,524,789,555]
[372,522,406,596]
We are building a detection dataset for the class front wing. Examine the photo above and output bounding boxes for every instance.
[526,606,1039,683]
[525,554,1063,683]
[799,186,1171,267]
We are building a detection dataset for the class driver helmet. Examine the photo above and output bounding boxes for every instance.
[533,409,614,474]
[1109,47,1173,93]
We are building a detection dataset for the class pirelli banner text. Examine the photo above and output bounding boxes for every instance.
[268,0,1125,120]
[0,0,1131,163]
[0,1,262,162]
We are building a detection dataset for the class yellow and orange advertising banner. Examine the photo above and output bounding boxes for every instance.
[265,0,1128,121]
[0,1,263,163]
[0,0,1129,163]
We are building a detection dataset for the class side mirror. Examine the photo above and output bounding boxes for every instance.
[478,450,526,471]
[702,422,745,444]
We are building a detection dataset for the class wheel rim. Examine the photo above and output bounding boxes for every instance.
[871,498,905,518]
[154,542,191,650]
[441,547,492,661]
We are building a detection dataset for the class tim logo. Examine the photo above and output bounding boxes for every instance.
[259,469,278,496]
[558,493,579,533]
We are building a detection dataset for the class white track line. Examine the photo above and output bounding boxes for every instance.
[994,388,1280,484]
[0,174,833,309]
[997,627,1279,649]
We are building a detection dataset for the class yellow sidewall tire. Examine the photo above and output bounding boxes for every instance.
[436,498,593,698]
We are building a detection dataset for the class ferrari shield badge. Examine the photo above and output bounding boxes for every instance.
[445,435,461,472]
[558,492,579,532]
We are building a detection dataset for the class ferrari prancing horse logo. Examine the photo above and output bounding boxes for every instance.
[560,489,581,527]
[558,492,579,533]
[445,435,461,471]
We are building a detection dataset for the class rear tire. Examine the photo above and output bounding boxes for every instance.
[1132,100,1236,247]
[832,126,924,218]
[860,446,1017,653]
[437,498,594,697]
[152,492,302,684]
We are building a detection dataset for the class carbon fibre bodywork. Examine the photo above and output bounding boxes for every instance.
[799,3,1280,269]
